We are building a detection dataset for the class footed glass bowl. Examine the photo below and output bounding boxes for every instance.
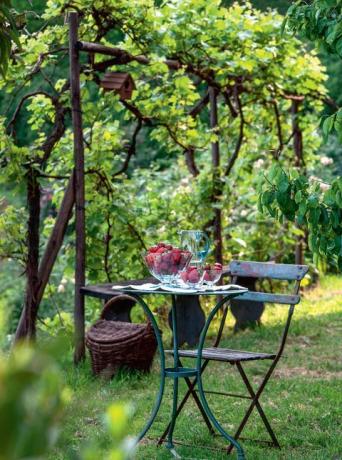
[179,265,205,288]
[203,263,223,286]
[143,245,192,285]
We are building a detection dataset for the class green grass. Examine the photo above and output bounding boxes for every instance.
[50,275,342,459]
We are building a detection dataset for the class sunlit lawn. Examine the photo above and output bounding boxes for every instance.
[50,275,342,460]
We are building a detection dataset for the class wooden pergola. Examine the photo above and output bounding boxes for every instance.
[68,12,306,363]
[68,12,227,362]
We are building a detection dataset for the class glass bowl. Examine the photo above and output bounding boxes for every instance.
[203,263,223,286]
[143,244,192,285]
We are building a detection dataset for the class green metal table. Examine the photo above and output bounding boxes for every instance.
[81,282,247,459]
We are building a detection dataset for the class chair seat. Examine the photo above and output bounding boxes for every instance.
[166,347,276,363]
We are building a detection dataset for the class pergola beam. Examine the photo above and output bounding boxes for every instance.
[78,41,180,69]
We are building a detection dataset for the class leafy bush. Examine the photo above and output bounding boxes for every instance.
[0,343,136,459]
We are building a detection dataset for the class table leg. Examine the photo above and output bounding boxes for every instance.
[196,296,246,460]
[167,295,180,455]
[132,295,166,442]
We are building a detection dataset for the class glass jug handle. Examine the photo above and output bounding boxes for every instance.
[202,232,210,257]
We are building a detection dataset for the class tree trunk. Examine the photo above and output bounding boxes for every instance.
[14,174,75,343]
[209,86,223,264]
[292,100,304,265]
[14,169,41,341]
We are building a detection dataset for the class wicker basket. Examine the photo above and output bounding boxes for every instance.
[86,295,157,377]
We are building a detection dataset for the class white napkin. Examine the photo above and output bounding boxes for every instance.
[111,283,160,291]
[159,285,198,293]
[111,283,246,293]
[208,284,246,291]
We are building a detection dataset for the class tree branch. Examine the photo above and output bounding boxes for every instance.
[39,100,68,165]
[188,90,209,118]
[120,100,152,124]
[225,88,245,176]
[112,118,142,177]
[184,147,199,177]
[222,89,238,118]
[6,91,54,136]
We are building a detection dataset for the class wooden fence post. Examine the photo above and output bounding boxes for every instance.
[69,12,86,363]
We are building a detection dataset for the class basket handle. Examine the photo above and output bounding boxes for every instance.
[100,294,152,326]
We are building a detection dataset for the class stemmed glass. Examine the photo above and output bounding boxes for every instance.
[203,263,223,288]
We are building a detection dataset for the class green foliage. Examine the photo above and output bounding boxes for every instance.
[0,0,21,77]
[285,2,342,142]
[0,203,27,263]
[286,0,342,56]
[259,164,342,269]
[0,344,68,460]
[322,107,342,142]
[82,403,136,460]
[257,0,342,270]
[0,0,331,331]
[0,343,136,460]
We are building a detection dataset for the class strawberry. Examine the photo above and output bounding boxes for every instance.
[157,242,166,248]
[162,253,172,265]
[160,262,169,273]
[165,244,173,250]
[188,268,200,283]
[180,271,188,282]
[145,254,154,268]
[156,247,167,254]
[171,250,181,265]
[203,271,211,281]
[149,246,159,253]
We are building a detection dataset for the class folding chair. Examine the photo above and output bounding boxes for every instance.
[158,260,308,453]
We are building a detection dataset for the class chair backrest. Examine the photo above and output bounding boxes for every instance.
[229,260,309,304]
[229,260,308,281]
[216,260,309,360]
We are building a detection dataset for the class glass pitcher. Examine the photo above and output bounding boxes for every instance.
[179,230,210,264]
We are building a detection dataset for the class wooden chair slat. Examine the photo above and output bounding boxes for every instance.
[169,348,276,362]
[235,291,300,305]
[229,260,308,281]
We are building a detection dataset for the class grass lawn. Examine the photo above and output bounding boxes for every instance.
[50,275,342,460]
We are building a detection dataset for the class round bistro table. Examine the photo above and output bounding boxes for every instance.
[82,282,247,459]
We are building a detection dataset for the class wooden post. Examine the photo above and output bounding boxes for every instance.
[209,86,223,265]
[69,12,86,363]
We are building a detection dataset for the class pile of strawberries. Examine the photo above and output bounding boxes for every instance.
[180,262,223,285]
[144,242,192,276]
[180,266,202,284]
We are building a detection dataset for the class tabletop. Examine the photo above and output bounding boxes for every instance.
[81,277,247,299]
